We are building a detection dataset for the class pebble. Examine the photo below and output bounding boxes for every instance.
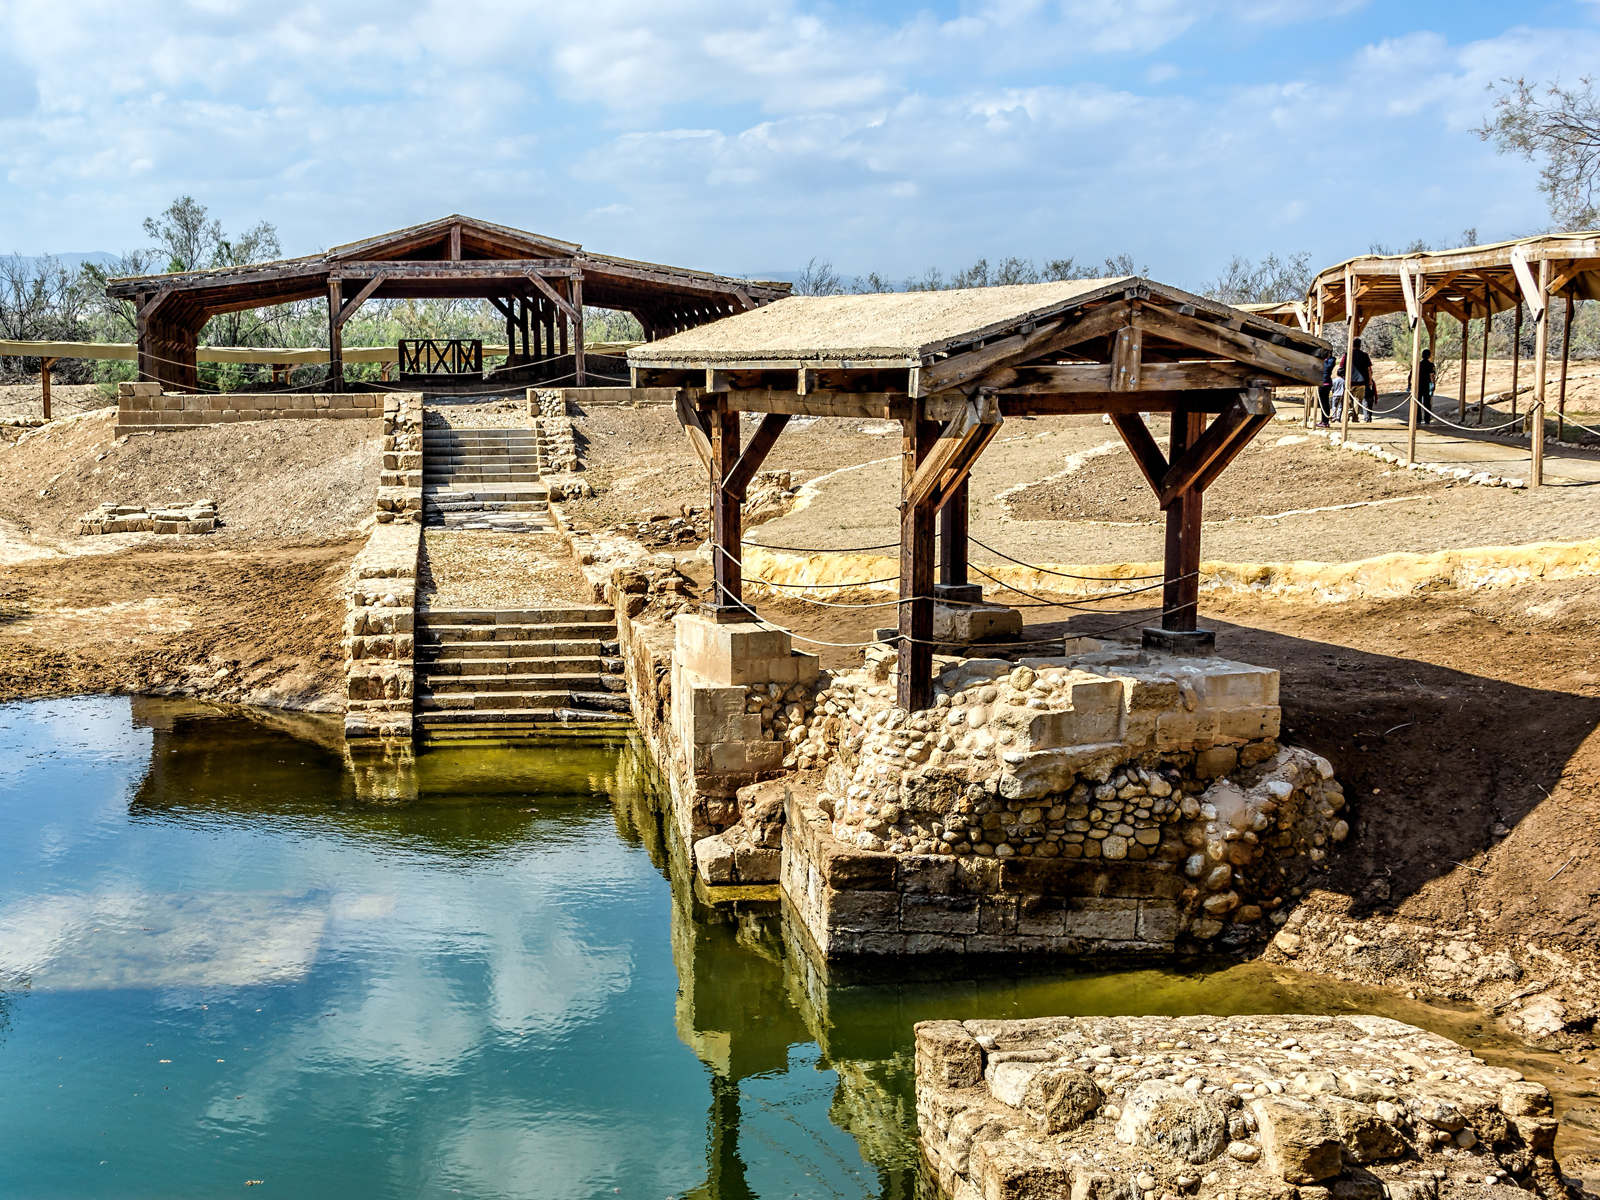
[1227,1141,1261,1162]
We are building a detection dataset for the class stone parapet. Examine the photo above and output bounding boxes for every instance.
[114,381,382,436]
[915,1013,1571,1200]
[375,395,424,524]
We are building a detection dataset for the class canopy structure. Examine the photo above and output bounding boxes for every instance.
[631,277,1330,709]
[1306,231,1600,480]
[103,215,789,393]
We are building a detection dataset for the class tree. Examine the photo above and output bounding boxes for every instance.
[1204,252,1312,305]
[1477,76,1600,230]
[794,257,844,296]
[141,195,280,276]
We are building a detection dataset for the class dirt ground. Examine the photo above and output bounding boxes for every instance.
[0,542,354,709]
[0,380,113,422]
[419,531,598,609]
[0,408,379,552]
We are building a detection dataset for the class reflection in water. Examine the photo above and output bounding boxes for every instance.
[0,697,1571,1200]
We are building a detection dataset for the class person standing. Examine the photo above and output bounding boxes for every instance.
[1416,348,1436,424]
[1338,337,1376,422]
[1317,348,1335,427]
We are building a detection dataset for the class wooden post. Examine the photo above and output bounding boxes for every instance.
[1340,270,1356,441]
[709,398,741,610]
[1558,292,1574,442]
[1457,300,1470,426]
[897,405,937,713]
[1532,259,1551,487]
[573,275,586,386]
[503,296,517,362]
[1162,409,1205,632]
[40,356,55,420]
[939,477,969,588]
[1407,295,1422,466]
[1510,303,1522,420]
[519,295,531,359]
[1477,285,1491,424]
[327,278,344,393]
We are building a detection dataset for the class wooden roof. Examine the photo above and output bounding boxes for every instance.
[631,276,1328,421]
[1309,231,1600,326]
[103,214,790,317]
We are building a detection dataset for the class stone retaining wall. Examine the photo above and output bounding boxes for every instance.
[376,395,424,524]
[915,1013,1574,1200]
[115,381,382,435]
[343,523,420,740]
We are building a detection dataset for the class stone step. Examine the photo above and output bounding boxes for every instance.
[430,454,543,464]
[417,689,629,712]
[419,659,604,678]
[421,637,616,659]
[420,607,614,626]
[423,472,542,482]
[423,431,538,439]
[428,518,552,532]
[421,670,609,694]
[415,707,629,728]
[424,500,550,513]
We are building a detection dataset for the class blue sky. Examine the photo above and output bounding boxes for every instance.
[1,0,1597,291]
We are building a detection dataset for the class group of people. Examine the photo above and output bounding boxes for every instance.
[1314,338,1437,427]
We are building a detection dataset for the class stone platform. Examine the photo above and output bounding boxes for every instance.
[916,1013,1578,1200]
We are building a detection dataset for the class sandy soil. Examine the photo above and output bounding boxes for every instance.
[419,531,598,609]
[0,543,354,709]
[0,381,114,422]
[0,408,379,553]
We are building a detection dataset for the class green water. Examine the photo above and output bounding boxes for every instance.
[0,697,1551,1199]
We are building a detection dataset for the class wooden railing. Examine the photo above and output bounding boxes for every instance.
[398,339,483,375]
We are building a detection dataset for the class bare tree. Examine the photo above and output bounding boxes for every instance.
[795,257,844,296]
[1477,76,1600,230]
[1204,251,1312,304]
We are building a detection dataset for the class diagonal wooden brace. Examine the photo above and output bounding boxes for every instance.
[526,273,582,325]
[675,391,713,474]
[337,273,388,327]
[725,412,790,500]
[1108,412,1169,496]
[1157,396,1269,509]
[904,393,1002,513]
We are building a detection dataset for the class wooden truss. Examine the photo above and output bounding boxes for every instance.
[645,280,1329,710]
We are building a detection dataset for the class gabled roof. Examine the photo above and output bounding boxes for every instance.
[326,214,582,263]
[630,277,1324,367]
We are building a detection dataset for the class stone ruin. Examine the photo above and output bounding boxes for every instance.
[79,499,217,535]
[915,1013,1580,1200]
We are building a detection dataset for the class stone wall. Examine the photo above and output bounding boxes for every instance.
[343,523,419,740]
[915,1013,1573,1200]
[114,381,383,435]
[772,645,1349,957]
[79,499,216,534]
[376,395,424,525]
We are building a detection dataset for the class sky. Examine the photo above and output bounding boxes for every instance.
[1,0,1598,291]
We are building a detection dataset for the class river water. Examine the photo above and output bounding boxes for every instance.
[0,697,1581,1199]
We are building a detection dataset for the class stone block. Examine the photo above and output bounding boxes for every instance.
[902,894,980,934]
[899,855,956,893]
[823,846,897,890]
[1191,664,1279,710]
[828,887,900,932]
[1061,898,1139,941]
[1155,709,1220,749]
[733,844,780,882]
[694,834,735,883]
[915,1020,983,1088]
[1137,901,1181,943]
[934,602,1023,643]
[1251,1095,1343,1183]
[1116,1080,1229,1163]
[1217,705,1281,741]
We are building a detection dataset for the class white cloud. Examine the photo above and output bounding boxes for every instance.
[0,2,1594,283]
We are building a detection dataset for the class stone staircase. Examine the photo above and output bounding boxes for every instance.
[414,607,630,735]
[422,427,552,532]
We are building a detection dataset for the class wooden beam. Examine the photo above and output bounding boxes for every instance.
[1534,258,1551,486]
[1162,411,1205,633]
[940,476,969,588]
[327,278,344,393]
[332,259,580,278]
[1132,305,1323,384]
[1110,325,1142,391]
[904,394,1003,513]
[336,272,388,327]
[725,413,790,499]
[1158,398,1260,508]
[922,301,1132,393]
[1191,412,1271,496]
[993,360,1266,395]
[40,356,55,421]
[526,272,581,325]
[573,275,585,386]
[898,405,939,712]
[710,398,742,609]
[675,392,713,474]
[1109,413,1169,496]
[448,224,462,261]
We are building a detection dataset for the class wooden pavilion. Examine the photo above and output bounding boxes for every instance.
[629,278,1329,710]
[103,215,789,393]
[1308,231,1600,483]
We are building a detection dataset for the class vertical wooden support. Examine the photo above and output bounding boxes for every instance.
[448,224,462,261]
[897,406,937,712]
[1457,300,1470,425]
[1407,298,1423,466]
[1511,303,1523,419]
[1340,270,1357,441]
[1532,259,1551,487]
[544,296,556,362]
[327,277,344,393]
[40,357,55,420]
[1162,409,1205,632]
[558,283,570,358]
[503,296,517,361]
[519,296,531,358]
[573,275,586,386]
[1477,284,1491,423]
[709,399,741,611]
[1558,292,1574,442]
[939,476,969,587]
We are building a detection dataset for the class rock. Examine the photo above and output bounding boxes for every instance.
[1227,1141,1261,1162]
[1517,995,1569,1040]
[1115,1081,1229,1164]
[1024,1066,1103,1134]
[1322,1096,1406,1163]
[693,834,735,884]
[1498,1082,1553,1117]
[1271,931,1302,956]
[1412,1097,1465,1132]
[990,1061,1046,1108]
[915,1020,984,1089]
[1250,1095,1343,1183]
